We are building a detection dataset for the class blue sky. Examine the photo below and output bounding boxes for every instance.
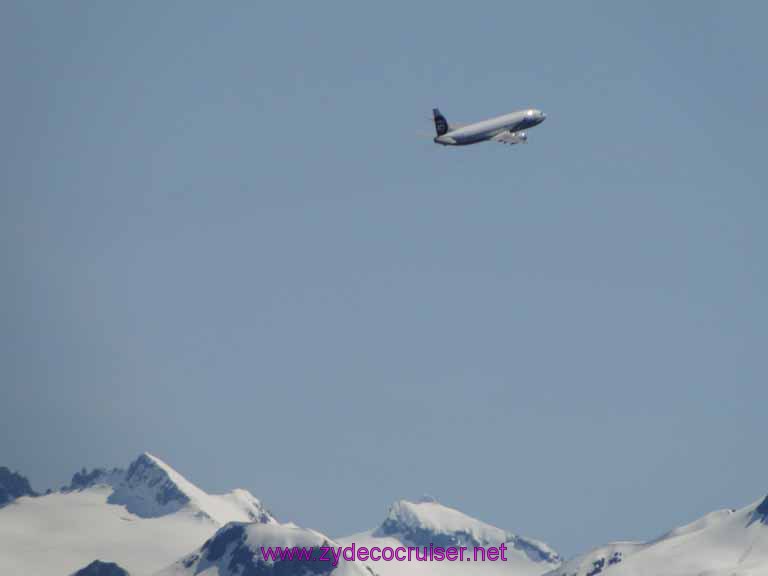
[2,1,767,559]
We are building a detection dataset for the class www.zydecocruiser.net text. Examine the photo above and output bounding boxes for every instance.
[261,543,512,566]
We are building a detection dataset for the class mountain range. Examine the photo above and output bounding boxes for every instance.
[1,453,767,576]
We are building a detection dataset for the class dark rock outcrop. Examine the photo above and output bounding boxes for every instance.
[72,559,130,576]
[0,466,37,507]
[199,523,332,576]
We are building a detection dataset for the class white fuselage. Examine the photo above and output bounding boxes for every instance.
[435,109,546,146]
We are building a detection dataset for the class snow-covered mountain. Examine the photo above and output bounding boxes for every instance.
[9,450,768,576]
[157,521,374,576]
[545,494,768,576]
[0,452,275,576]
[62,452,274,525]
[338,497,560,576]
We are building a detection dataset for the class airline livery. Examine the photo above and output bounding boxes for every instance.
[432,107,546,146]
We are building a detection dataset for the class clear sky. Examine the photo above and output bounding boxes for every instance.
[2,1,767,560]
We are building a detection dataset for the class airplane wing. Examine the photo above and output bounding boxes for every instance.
[491,131,528,145]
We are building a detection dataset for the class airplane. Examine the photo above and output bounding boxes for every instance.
[432,107,546,146]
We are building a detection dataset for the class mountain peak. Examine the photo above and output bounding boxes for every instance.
[374,499,559,565]
[62,452,275,525]
[64,453,182,493]
[71,560,130,576]
[376,498,504,545]
[126,452,178,478]
[107,452,194,518]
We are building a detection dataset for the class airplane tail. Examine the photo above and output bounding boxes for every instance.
[433,108,449,136]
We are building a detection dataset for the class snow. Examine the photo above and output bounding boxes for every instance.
[157,496,562,576]
[375,498,559,562]
[0,453,275,576]
[338,499,560,576]
[0,487,212,576]
[7,451,768,576]
[545,496,768,576]
[107,453,272,524]
[382,499,509,540]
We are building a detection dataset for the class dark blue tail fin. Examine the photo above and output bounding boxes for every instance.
[433,108,449,136]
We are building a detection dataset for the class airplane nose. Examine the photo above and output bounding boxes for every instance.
[541,112,547,120]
